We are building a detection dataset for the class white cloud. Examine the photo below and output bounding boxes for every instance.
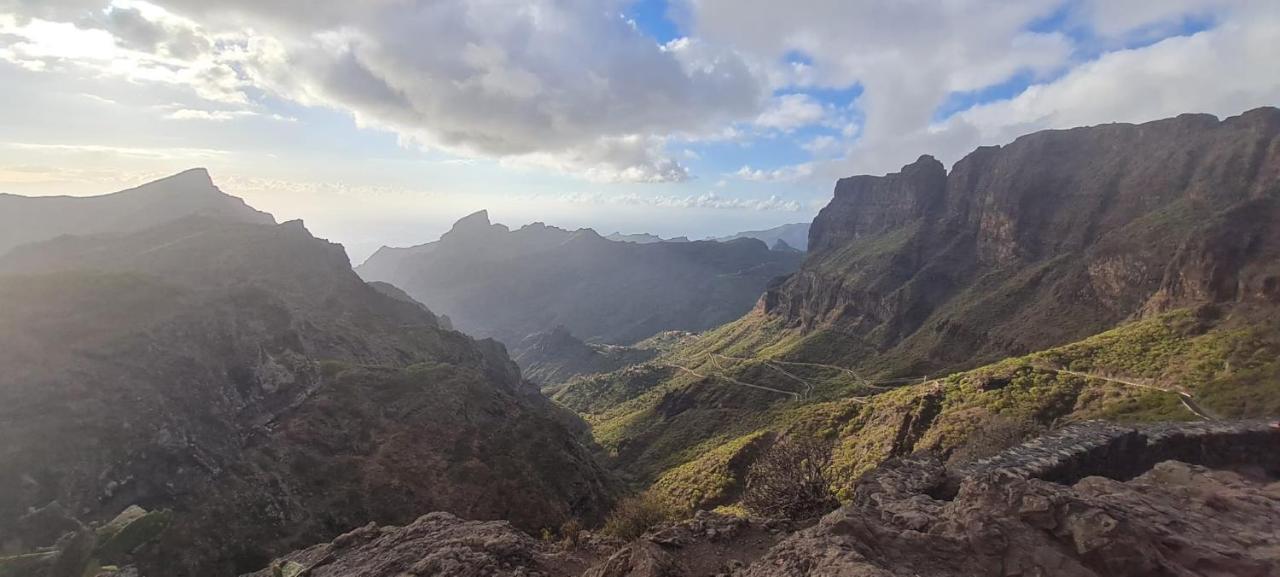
[1,0,769,182]
[754,93,826,131]
[801,134,840,156]
[557,189,803,211]
[733,163,814,182]
[2,141,230,159]
[164,108,295,122]
[684,0,1280,179]
[831,0,1280,177]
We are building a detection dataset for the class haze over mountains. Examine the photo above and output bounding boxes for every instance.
[715,222,810,251]
[0,187,613,576]
[0,169,274,255]
[356,211,803,354]
[1,108,1279,577]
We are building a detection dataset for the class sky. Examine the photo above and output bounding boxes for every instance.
[1,0,1278,262]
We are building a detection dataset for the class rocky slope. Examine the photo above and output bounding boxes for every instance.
[0,215,614,576]
[356,211,802,352]
[0,168,274,256]
[247,421,1280,577]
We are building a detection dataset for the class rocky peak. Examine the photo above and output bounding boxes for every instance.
[440,209,508,243]
[771,239,800,253]
[151,167,215,190]
[808,154,946,254]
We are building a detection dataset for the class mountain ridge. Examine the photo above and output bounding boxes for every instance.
[0,168,275,257]
[356,211,803,352]
[0,213,615,576]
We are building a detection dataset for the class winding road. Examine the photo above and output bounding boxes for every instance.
[1041,366,1218,421]
[669,363,801,400]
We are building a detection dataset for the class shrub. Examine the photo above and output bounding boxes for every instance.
[558,518,584,547]
[601,493,680,540]
[741,436,838,520]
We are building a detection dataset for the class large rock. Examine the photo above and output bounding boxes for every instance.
[243,512,598,577]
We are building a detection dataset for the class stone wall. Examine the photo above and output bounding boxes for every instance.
[954,419,1280,484]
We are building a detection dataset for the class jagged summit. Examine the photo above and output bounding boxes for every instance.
[149,166,215,188]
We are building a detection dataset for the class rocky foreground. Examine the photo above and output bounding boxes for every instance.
[248,420,1280,577]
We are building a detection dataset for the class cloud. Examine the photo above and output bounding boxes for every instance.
[557,189,803,211]
[1,0,768,182]
[754,93,826,131]
[164,107,295,122]
[683,0,1280,180]
[801,134,840,156]
[733,163,814,182]
[829,0,1280,177]
[4,0,1276,190]
[2,141,230,159]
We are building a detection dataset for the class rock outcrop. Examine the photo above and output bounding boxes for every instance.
[247,510,790,577]
[356,211,803,352]
[766,108,1280,375]
[743,420,1280,577]
[247,421,1280,577]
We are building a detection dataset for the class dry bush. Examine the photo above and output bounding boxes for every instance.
[601,492,680,540]
[741,436,838,520]
[946,415,1044,467]
[558,518,584,547]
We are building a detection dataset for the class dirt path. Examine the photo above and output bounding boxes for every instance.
[1044,366,1218,421]
[669,363,801,400]
[761,361,816,399]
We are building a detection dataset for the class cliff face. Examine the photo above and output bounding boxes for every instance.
[0,217,614,576]
[766,107,1280,374]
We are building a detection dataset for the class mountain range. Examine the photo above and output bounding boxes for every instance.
[356,211,803,354]
[0,183,613,576]
[2,107,1279,577]
[714,222,810,251]
[554,107,1280,495]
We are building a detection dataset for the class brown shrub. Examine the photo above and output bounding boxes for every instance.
[741,436,838,520]
[600,492,679,540]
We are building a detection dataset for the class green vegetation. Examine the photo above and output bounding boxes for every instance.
[600,492,680,540]
[94,508,172,561]
[575,303,1280,511]
[0,552,57,577]
[648,431,773,512]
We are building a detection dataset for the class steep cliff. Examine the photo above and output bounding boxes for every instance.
[768,107,1280,375]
